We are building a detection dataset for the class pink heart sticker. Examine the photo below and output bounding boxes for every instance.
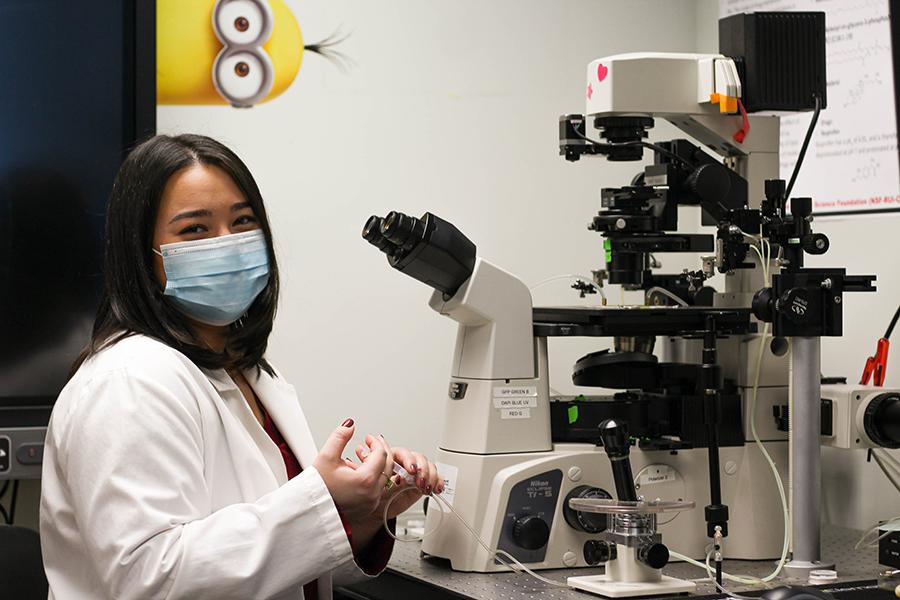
[597,63,608,82]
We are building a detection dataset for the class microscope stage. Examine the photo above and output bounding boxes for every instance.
[532,305,754,338]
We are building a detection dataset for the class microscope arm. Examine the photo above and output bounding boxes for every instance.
[429,258,535,381]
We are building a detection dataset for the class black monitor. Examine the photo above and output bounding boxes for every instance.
[0,1,156,428]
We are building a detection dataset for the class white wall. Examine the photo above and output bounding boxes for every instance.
[157,0,900,535]
[158,0,708,469]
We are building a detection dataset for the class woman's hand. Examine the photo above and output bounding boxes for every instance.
[312,420,393,520]
[355,439,444,521]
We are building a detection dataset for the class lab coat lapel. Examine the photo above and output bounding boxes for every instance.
[249,368,319,469]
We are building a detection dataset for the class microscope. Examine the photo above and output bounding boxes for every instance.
[363,10,890,596]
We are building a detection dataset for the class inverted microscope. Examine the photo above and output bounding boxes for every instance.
[363,11,898,598]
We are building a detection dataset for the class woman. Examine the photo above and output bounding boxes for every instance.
[39,134,443,600]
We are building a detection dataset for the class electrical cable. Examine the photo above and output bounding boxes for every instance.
[884,305,900,340]
[784,95,821,201]
[703,551,759,600]
[0,479,10,525]
[9,480,19,524]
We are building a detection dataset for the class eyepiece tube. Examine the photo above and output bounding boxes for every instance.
[381,211,427,251]
[361,210,477,297]
[362,216,398,255]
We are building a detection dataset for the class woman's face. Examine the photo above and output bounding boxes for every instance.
[152,163,260,288]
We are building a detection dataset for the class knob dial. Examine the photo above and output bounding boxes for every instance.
[638,541,670,569]
[775,287,812,324]
[512,515,550,550]
[583,540,614,566]
[563,485,613,533]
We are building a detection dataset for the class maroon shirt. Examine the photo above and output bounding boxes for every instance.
[260,408,394,599]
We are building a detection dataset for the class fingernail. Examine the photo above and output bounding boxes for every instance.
[426,485,432,494]
[409,464,417,473]
[341,418,354,428]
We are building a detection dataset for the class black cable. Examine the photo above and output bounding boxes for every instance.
[8,480,19,525]
[885,304,900,339]
[639,141,696,168]
[0,479,10,525]
[784,95,821,201]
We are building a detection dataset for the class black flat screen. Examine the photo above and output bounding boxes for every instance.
[0,0,155,422]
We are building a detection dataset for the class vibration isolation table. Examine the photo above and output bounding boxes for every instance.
[338,526,896,600]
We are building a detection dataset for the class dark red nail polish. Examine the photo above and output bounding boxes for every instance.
[341,418,354,427]
[426,485,432,494]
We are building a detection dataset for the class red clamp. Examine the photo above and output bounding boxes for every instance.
[860,338,890,386]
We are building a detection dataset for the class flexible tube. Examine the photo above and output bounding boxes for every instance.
[855,515,900,549]
[874,451,900,495]
[671,236,791,586]
[646,286,689,307]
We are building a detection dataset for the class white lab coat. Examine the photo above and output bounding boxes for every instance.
[40,334,378,599]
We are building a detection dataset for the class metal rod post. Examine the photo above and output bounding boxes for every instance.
[784,336,834,576]
[701,316,727,586]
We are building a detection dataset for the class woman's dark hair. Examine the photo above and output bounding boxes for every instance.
[71,134,279,376]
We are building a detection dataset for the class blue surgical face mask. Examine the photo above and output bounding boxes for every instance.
[154,229,270,326]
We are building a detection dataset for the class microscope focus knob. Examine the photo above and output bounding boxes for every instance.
[801,233,830,255]
[583,540,615,566]
[775,287,812,324]
[512,515,550,550]
[638,541,670,569]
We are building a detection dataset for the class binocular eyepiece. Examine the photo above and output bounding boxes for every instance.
[362,211,430,256]
[362,211,477,299]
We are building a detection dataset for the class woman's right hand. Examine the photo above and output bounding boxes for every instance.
[312,419,390,520]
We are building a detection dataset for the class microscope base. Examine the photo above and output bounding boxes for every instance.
[783,559,835,578]
[567,574,696,598]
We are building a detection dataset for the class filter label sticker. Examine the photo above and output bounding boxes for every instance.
[500,408,531,419]
[493,397,538,409]
[493,386,537,398]
[637,464,676,486]
[435,462,458,507]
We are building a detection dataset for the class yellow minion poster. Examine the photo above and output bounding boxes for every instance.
[158,0,309,108]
